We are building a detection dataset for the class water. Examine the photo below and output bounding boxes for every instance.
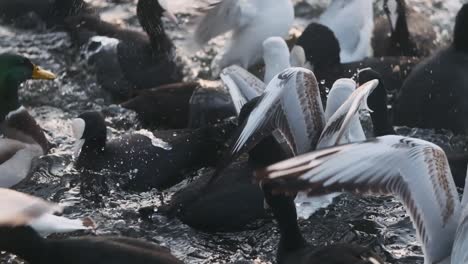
[0,0,465,263]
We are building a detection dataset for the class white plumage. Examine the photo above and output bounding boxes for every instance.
[194,0,294,76]
[259,135,467,264]
[319,0,374,63]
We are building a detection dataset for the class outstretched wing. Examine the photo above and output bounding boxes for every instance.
[212,68,325,183]
[221,65,266,115]
[194,0,257,45]
[258,135,460,264]
[317,79,377,148]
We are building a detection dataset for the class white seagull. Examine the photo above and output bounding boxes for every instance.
[319,0,374,63]
[258,135,466,264]
[194,0,294,77]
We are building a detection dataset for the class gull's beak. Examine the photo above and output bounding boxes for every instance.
[163,10,179,24]
[32,65,56,80]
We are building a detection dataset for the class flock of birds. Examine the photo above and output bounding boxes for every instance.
[0,0,468,263]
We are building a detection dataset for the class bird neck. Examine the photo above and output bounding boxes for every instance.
[0,76,21,122]
[79,136,107,159]
[0,226,46,262]
[137,2,173,54]
[391,0,415,55]
[367,83,395,136]
[263,187,308,257]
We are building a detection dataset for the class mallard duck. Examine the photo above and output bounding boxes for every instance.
[0,53,55,188]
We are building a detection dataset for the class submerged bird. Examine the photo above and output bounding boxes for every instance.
[319,0,374,63]
[395,4,468,134]
[295,22,418,100]
[72,111,235,191]
[193,0,294,76]
[0,53,55,188]
[0,188,182,264]
[257,135,467,264]
[65,0,182,101]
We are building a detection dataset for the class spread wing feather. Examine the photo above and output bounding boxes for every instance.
[258,135,460,264]
[194,0,257,45]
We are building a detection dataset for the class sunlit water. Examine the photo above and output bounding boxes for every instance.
[0,0,465,263]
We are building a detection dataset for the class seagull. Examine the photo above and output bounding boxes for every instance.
[220,36,302,114]
[257,135,465,264]
[194,0,294,77]
[319,0,374,63]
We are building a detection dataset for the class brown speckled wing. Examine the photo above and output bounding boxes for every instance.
[257,135,460,264]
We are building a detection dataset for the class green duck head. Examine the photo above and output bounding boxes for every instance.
[0,53,56,121]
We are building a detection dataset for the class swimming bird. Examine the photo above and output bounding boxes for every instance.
[395,4,468,134]
[122,36,294,130]
[65,0,182,101]
[0,53,55,188]
[257,135,466,264]
[295,22,419,101]
[318,0,374,63]
[193,0,294,77]
[72,111,235,191]
[372,0,437,57]
[0,188,182,264]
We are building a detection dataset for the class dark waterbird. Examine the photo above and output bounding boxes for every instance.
[373,0,436,57]
[295,22,418,101]
[121,81,236,129]
[72,111,235,191]
[65,0,182,101]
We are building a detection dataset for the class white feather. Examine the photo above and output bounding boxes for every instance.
[262,135,461,264]
[194,0,294,76]
[262,37,291,84]
[319,0,374,63]
[29,214,93,236]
